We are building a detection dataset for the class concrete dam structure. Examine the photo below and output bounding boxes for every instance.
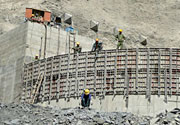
[0,21,94,103]
[22,48,180,115]
[0,18,180,116]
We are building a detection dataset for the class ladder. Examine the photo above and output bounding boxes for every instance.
[69,31,76,54]
[29,72,44,104]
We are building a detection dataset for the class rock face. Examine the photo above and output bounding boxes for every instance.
[0,102,151,125]
[0,0,180,49]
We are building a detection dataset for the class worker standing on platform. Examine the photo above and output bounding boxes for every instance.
[91,38,103,52]
[81,89,91,108]
[116,29,126,49]
[72,42,82,54]
[34,54,39,61]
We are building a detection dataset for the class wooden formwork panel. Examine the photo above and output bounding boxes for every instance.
[22,48,180,103]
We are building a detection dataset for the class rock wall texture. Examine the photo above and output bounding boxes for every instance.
[0,0,180,49]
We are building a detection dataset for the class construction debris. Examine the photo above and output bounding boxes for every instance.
[0,102,151,125]
[2,102,180,124]
[153,108,180,125]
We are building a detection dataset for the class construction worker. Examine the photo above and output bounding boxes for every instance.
[32,14,35,18]
[35,54,39,61]
[81,89,91,108]
[116,29,126,49]
[91,38,103,52]
[72,42,82,54]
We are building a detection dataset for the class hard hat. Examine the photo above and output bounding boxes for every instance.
[76,42,80,45]
[96,38,99,41]
[32,14,35,16]
[119,29,123,32]
[35,54,38,57]
[84,89,90,95]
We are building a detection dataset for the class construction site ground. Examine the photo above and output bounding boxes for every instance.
[1,102,180,125]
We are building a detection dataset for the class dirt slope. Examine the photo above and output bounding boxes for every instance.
[0,0,180,48]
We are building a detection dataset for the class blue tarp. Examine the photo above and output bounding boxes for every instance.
[65,27,74,32]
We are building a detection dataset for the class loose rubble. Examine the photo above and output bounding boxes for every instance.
[154,108,180,125]
[1,102,180,125]
[0,102,151,125]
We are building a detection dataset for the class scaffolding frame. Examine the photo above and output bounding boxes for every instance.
[22,48,180,103]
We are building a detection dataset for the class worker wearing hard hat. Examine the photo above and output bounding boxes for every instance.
[34,54,39,61]
[91,38,103,52]
[81,89,91,108]
[72,42,82,54]
[116,29,126,49]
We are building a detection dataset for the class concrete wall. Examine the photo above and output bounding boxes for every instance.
[0,21,94,103]
[25,22,94,63]
[40,95,180,116]
[0,23,27,103]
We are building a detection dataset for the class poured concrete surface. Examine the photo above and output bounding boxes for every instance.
[0,21,94,103]
[0,23,27,103]
[40,95,180,116]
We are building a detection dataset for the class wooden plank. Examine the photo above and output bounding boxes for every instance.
[124,49,128,97]
[176,73,178,95]
[68,80,71,100]
[48,58,53,104]
[77,79,79,98]
[76,53,79,98]
[148,71,152,102]
[164,69,168,103]
[169,48,172,96]
[103,51,107,98]
[125,75,129,108]
[65,56,69,99]
[114,49,118,95]
[135,48,139,93]
[158,49,161,96]
[56,56,61,102]
[146,48,150,98]
[31,72,44,104]
[94,51,97,99]
[42,59,46,103]
[84,52,88,89]
[31,62,34,100]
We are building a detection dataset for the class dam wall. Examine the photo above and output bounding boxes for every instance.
[0,21,94,103]
[22,48,180,115]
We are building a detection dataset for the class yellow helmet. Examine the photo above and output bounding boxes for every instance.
[96,38,99,41]
[76,42,80,45]
[32,14,35,17]
[119,29,123,32]
[35,54,38,57]
[84,89,90,95]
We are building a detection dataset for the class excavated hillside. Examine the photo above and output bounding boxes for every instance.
[0,0,180,49]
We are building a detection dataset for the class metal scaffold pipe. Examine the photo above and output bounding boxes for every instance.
[43,24,47,59]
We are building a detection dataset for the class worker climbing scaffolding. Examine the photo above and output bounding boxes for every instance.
[91,38,103,52]
[116,29,126,49]
[72,42,82,54]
